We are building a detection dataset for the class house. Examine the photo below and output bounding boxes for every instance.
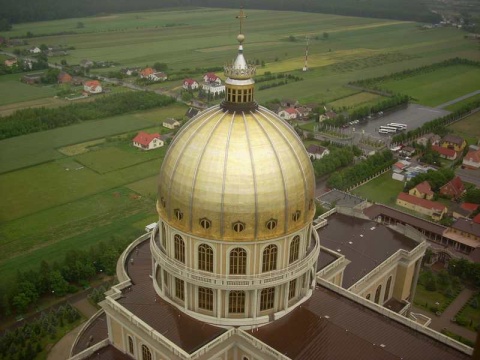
[447,218,480,243]
[163,118,180,129]
[21,73,43,85]
[47,50,68,57]
[121,67,140,76]
[306,144,330,160]
[202,82,225,96]
[80,59,94,68]
[392,160,410,173]
[185,107,199,119]
[440,134,466,152]
[396,192,447,220]
[4,58,17,67]
[57,72,72,84]
[29,46,41,54]
[408,181,434,200]
[400,146,415,157]
[83,80,102,94]
[203,72,221,85]
[140,67,155,78]
[278,107,298,120]
[132,132,164,151]
[183,78,199,90]
[416,133,441,147]
[439,176,465,199]
[319,110,337,122]
[474,213,480,224]
[295,106,311,120]
[463,149,480,169]
[453,203,479,219]
[148,72,168,82]
[431,145,457,160]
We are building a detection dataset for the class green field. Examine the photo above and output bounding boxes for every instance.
[351,171,404,206]
[329,92,384,109]
[448,110,480,145]
[445,93,480,112]
[0,73,57,106]
[378,64,480,107]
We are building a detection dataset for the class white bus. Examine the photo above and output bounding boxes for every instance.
[378,129,390,134]
[379,126,397,133]
[388,123,407,130]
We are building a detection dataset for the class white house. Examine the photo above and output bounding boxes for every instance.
[132,131,164,151]
[83,80,102,94]
[29,46,41,54]
[306,144,330,160]
[183,78,199,90]
[148,72,168,82]
[278,107,298,120]
[203,72,222,85]
[202,82,225,96]
[163,118,181,129]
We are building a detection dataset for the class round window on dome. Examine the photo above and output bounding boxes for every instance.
[232,221,245,233]
[265,219,277,230]
[174,209,183,221]
[200,218,212,229]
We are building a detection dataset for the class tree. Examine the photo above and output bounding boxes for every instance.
[41,68,60,84]
[322,32,329,40]
[76,21,85,29]
[153,62,168,71]
[465,188,480,204]
[49,270,69,297]
[288,35,296,42]
[0,18,12,31]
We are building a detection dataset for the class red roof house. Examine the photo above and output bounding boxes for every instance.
[183,78,199,90]
[409,181,434,200]
[463,149,480,169]
[83,80,102,94]
[140,67,155,78]
[461,203,480,212]
[57,72,72,84]
[132,131,164,150]
[278,107,298,120]
[440,176,465,199]
[203,72,221,84]
[396,192,447,220]
[432,145,457,160]
[474,213,480,224]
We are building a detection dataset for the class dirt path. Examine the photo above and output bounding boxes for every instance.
[436,90,480,109]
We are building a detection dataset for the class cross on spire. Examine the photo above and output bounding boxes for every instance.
[236,7,247,35]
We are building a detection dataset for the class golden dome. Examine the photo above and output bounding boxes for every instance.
[157,105,315,241]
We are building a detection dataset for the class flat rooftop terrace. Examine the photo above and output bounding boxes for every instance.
[317,213,419,288]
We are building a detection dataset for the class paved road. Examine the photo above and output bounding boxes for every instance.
[436,90,480,109]
[456,168,480,188]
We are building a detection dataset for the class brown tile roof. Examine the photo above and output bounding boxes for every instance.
[442,134,465,146]
[363,204,446,236]
[432,145,457,159]
[397,192,446,212]
[414,181,433,197]
[306,144,327,155]
[317,213,418,288]
[440,176,465,198]
[451,218,480,237]
[250,286,469,360]
[464,149,480,163]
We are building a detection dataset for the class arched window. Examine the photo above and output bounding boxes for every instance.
[262,245,277,272]
[175,278,185,301]
[198,244,213,272]
[260,287,275,311]
[384,276,392,302]
[292,210,301,222]
[230,248,247,274]
[174,208,183,221]
[289,236,300,264]
[366,293,371,300]
[161,223,166,249]
[141,344,152,360]
[375,284,382,304]
[229,291,245,313]
[174,235,185,263]
[128,336,134,355]
[266,218,277,230]
[288,279,296,300]
[198,287,213,311]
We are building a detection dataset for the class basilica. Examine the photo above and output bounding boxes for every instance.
[69,10,473,360]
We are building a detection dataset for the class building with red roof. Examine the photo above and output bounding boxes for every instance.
[139,67,155,78]
[408,181,434,200]
[132,131,164,150]
[203,72,221,84]
[278,107,298,120]
[183,78,199,90]
[463,149,480,169]
[440,176,465,199]
[431,145,457,160]
[83,80,102,94]
[57,72,72,84]
[474,213,480,224]
[396,192,447,220]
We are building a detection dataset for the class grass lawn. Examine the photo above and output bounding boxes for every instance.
[414,284,452,313]
[448,111,480,145]
[329,91,384,109]
[377,64,480,107]
[127,175,159,201]
[351,171,404,206]
[0,104,186,174]
[0,73,57,106]
[456,296,480,331]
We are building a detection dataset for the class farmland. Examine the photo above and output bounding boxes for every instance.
[0,7,479,302]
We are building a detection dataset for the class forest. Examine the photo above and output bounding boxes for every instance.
[0,0,439,27]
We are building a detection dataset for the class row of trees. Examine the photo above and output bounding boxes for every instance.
[0,237,130,318]
[0,304,81,360]
[327,150,394,190]
[350,58,480,90]
[448,258,480,288]
[0,92,175,140]
[0,0,439,25]
[312,146,362,178]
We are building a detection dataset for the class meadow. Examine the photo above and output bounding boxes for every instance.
[448,111,480,145]
[0,7,479,299]
[350,171,404,206]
